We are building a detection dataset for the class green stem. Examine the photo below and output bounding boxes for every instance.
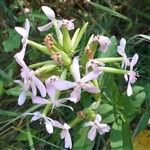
[27,125,35,150]
[69,117,82,128]
[42,103,52,116]
[100,67,128,74]
[96,57,123,63]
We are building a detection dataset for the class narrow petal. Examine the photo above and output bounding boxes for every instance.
[84,121,95,127]
[70,86,81,102]
[38,22,53,32]
[54,79,76,90]
[70,56,81,82]
[124,74,128,82]
[95,114,102,122]
[18,90,27,106]
[97,124,110,135]
[130,53,139,69]
[31,112,42,122]
[127,82,132,96]
[42,6,55,20]
[14,80,24,87]
[64,131,72,149]
[53,120,64,129]
[82,83,100,93]
[14,52,27,68]
[44,119,53,134]
[24,19,30,31]
[31,81,37,97]
[32,75,46,97]
[87,126,97,141]
[15,27,28,38]
[81,69,100,83]
[117,38,126,57]
[32,96,49,105]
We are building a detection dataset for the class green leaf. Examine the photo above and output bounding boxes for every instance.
[133,112,150,137]
[73,126,94,150]
[0,109,19,117]
[2,29,21,52]
[0,80,4,95]
[138,34,150,41]
[72,22,88,51]
[5,86,22,96]
[88,1,132,22]
[110,119,133,150]
[103,113,115,123]
[99,104,113,114]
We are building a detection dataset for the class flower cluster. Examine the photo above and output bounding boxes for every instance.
[14,6,139,149]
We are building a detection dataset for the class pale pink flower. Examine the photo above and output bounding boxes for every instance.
[117,38,130,69]
[92,35,111,52]
[125,53,139,96]
[84,114,110,141]
[57,19,74,30]
[24,111,54,134]
[53,121,72,149]
[14,54,46,106]
[52,56,100,102]
[15,19,30,57]
[86,59,105,74]
[38,6,74,31]
[32,78,75,110]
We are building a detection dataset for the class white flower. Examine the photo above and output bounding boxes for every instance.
[92,35,111,52]
[117,38,130,69]
[15,19,30,58]
[86,59,105,74]
[14,54,46,106]
[24,111,54,134]
[51,56,100,103]
[38,6,74,32]
[53,121,72,149]
[84,114,110,141]
[125,53,139,96]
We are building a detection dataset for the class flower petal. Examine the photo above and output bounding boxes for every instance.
[24,19,30,32]
[38,22,53,32]
[84,121,95,127]
[31,81,37,97]
[32,96,49,105]
[95,114,102,122]
[70,56,81,82]
[31,111,42,122]
[130,53,139,69]
[70,86,81,102]
[97,124,110,135]
[32,75,46,97]
[53,120,64,129]
[81,69,100,83]
[14,52,27,68]
[18,90,27,106]
[127,82,132,96]
[44,119,53,134]
[81,83,100,93]
[117,38,126,57]
[87,126,97,141]
[42,6,55,20]
[15,27,28,38]
[64,130,72,149]
[54,79,76,90]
